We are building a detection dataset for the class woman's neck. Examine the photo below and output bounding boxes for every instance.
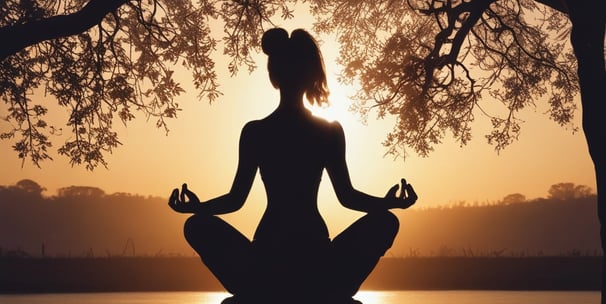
[276,89,307,113]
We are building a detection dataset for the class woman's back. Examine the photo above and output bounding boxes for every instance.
[250,109,339,242]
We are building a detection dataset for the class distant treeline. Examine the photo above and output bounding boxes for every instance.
[0,179,601,257]
[394,195,600,257]
[0,179,190,257]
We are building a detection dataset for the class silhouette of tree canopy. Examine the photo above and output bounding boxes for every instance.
[0,0,295,169]
[57,185,105,198]
[15,179,46,196]
[501,193,526,205]
[0,179,46,202]
[311,0,579,156]
[548,182,594,201]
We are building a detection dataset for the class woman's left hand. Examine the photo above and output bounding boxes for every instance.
[385,178,418,209]
[168,183,201,213]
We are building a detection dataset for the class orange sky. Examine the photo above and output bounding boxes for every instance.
[0,8,597,237]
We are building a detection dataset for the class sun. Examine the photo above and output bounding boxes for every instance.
[306,81,359,124]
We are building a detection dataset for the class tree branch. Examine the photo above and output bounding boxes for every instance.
[533,0,568,15]
[0,0,129,61]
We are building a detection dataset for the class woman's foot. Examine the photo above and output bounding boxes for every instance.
[221,296,246,304]
[220,296,236,304]
[328,296,363,304]
[222,295,362,304]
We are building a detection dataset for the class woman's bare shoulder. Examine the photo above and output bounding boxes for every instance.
[322,119,345,137]
[243,119,265,130]
[308,117,345,148]
[239,120,265,141]
[307,114,342,131]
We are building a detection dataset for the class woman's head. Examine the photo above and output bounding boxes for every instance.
[261,28,329,106]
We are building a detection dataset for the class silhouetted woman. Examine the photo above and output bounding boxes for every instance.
[168,28,417,304]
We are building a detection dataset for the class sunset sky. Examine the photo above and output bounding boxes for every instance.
[0,7,597,236]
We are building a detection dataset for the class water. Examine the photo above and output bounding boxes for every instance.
[0,291,599,304]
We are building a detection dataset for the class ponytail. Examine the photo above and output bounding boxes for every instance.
[262,28,329,106]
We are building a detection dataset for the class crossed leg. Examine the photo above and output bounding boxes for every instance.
[183,211,399,303]
[329,210,400,298]
[184,214,253,296]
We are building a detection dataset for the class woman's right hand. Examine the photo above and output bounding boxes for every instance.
[385,178,418,209]
[168,183,201,213]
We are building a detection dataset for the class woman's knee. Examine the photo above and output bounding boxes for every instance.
[184,214,250,250]
[183,213,217,242]
[335,211,399,252]
[385,210,400,236]
[362,211,399,252]
[369,210,400,237]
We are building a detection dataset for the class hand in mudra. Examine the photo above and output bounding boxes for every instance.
[385,178,418,209]
[168,183,201,213]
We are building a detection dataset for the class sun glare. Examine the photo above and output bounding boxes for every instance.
[308,102,344,122]
[355,291,384,304]
[307,81,358,124]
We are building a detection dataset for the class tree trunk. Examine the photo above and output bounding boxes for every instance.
[567,1,606,303]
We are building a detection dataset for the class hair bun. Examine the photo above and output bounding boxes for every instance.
[262,28,289,56]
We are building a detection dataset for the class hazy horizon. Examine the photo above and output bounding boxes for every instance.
[1,179,600,258]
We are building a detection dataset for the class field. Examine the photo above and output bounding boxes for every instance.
[0,256,601,293]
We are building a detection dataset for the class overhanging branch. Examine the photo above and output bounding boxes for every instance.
[533,0,569,15]
[0,0,129,61]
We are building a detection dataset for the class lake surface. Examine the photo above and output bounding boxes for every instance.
[0,291,599,304]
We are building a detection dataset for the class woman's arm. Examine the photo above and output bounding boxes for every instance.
[325,122,417,213]
[168,122,258,215]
